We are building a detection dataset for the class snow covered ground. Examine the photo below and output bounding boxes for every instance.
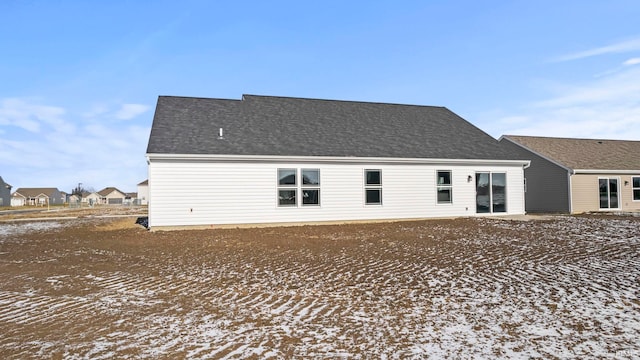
[0,215,638,359]
[0,221,66,238]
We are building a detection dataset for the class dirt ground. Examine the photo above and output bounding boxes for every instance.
[0,208,639,359]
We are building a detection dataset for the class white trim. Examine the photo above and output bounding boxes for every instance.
[568,171,574,213]
[574,169,640,174]
[147,153,530,167]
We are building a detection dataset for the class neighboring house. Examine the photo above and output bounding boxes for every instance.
[499,135,640,213]
[69,192,90,205]
[0,176,11,207]
[137,180,149,205]
[11,193,25,207]
[83,191,101,206]
[11,188,64,206]
[125,192,137,205]
[97,187,127,205]
[145,94,530,230]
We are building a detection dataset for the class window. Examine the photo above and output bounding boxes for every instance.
[437,170,452,204]
[302,169,320,206]
[365,169,382,205]
[633,177,640,201]
[277,168,321,207]
[278,168,297,206]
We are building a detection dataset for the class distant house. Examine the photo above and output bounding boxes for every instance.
[137,180,149,205]
[0,176,11,207]
[11,188,64,206]
[146,94,530,229]
[83,191,101,206]
[68,194,80,204]
[125,192,137,205]
[499,135,640,213]
[60,191,68,204]
[97,187,127,205]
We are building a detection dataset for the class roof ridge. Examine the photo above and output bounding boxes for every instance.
[159,95,242,102]
[241,94,447,109]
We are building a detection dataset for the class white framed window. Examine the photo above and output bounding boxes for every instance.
[365,169,382,205]
[632,176,640,201]
[436,170,452,204]
[278,168,321,207]
[302,169,320,206]
[277,168,297,207]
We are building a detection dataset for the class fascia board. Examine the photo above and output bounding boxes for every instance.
[573,169,640,174]
[146,153,530,167]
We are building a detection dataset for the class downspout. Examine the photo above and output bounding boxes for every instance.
[523,161,531,214]
[567,169,574,214]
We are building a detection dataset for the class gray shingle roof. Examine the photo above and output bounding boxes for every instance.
[502,135,640,171]
[147,95,515,160]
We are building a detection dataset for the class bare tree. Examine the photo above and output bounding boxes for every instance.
[71,183,86,196]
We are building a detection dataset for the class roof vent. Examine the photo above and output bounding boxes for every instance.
[597,141,603,144]
[218,128,224,139]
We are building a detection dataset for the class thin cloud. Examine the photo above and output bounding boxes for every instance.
[534,67,640,108]
[553,37,640,62]
[1,98,150,191]
[115,103,150,120]
[0,98,66,133]
[623,57,640,66]
[496,66,640,140]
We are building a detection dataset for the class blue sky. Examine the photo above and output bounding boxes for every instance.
[2,1,640,193]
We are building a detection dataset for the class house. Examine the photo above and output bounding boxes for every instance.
[146,95,530,230]
[97,187,127,205]
[83,191,101,206]
[125,192,137,205]
[68,194,80,204]
[137,180,149,205]
[11,188,64,206]
[499,135,640,213]
[0,176,11,207]
[60,191,68,204]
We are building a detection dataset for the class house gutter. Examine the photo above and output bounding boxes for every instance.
[572,169,640,174]
[146,153,530,167]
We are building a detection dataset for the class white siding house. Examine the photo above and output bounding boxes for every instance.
[137,180,149,205]
[146,95,529,230]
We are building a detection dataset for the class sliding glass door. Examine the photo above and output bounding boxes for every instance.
[476,172,507,214]
[599,178,619,210]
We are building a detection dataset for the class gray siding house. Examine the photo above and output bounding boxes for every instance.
[500,135,640,213]
[0,176,11,207]
[146,95,530,229]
